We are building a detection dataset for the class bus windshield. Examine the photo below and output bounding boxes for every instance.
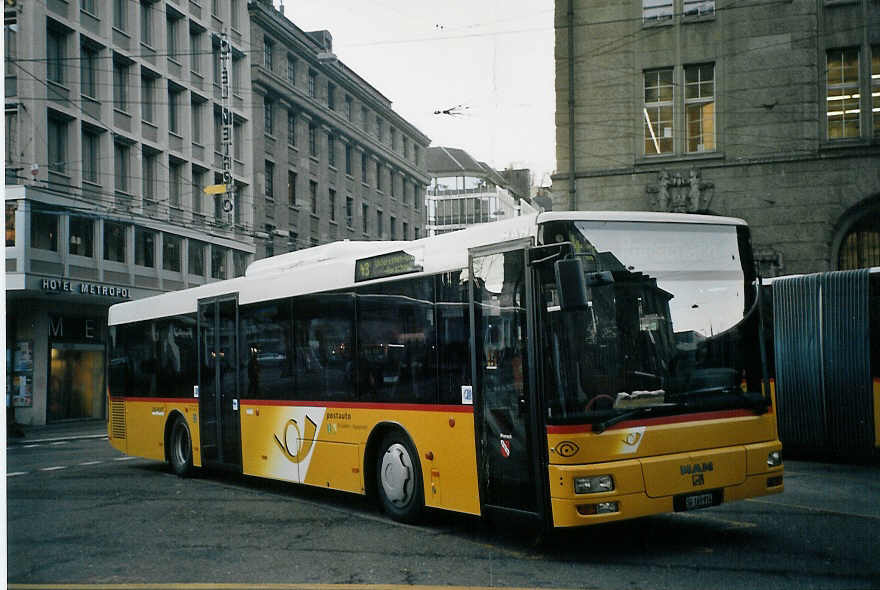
[540,220,767,426]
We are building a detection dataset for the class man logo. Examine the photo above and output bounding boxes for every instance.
[554,441,579,458]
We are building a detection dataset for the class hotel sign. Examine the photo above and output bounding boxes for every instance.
[41,278,131,299]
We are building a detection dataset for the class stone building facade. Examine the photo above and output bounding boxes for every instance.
[4,0,254,424]
[553,0,880,276]
[249,0,430,257]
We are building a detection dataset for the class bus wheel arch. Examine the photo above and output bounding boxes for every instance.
[165,412,194,477]
[365,423,424,523]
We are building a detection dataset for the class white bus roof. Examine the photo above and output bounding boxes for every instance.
[108,211,747,326]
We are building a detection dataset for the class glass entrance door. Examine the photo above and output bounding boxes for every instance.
[47,344,105,422]
[470,243,542,516]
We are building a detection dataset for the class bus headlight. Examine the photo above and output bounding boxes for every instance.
[574,474,614,494]
[767,450,782,468]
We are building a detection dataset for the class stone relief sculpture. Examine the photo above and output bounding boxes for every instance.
[647,167,714,213]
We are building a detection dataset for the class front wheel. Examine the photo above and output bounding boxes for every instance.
[169,417,194,477]
[376,431,424,523]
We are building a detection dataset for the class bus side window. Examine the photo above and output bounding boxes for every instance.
[293,295,354,402]
[356,277,436,404]
[436,271,471,405]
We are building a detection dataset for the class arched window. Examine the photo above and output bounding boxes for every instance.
[837,210,880,270]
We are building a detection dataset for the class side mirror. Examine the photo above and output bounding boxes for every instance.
[555,258,588,311]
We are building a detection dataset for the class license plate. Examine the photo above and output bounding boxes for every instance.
[684,492,715,510]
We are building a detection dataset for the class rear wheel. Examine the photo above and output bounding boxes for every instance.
[169,417,194,477]
[376,431,423,523]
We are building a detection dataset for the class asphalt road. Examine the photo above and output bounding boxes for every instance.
[7,436,880,589]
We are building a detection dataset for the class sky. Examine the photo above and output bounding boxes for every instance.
[277,0,557,187]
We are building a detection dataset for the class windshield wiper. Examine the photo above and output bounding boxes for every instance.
[670,386,769,413]
[591,405,675,434]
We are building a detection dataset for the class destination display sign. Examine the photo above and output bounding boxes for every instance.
[354,250,423,282]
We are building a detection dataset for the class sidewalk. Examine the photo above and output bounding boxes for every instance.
[6,418,108,445]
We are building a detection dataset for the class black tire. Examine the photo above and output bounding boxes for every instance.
[169,417,194,477]
[376,431,424,523]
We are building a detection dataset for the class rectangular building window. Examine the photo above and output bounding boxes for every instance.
[192,168,204,215]
[327,82,335,110]
[104,221,126,262]
[233,250,247,277]
[143,153,156,201]
[263,37,273,70]
[328,134,336,167]
[168,89,181,134]
[211,246,227,279]
[376,210,383,237]
[264,97,274,136]
[47,29,65,84]
[329,188,336,222]
[48,116,67,173]
[376,161,383,192]
[288,171,297,206]
[362,203,368,233]
[361,152,368,184]
[142,75,155,123]
[81,130,100,183]
[265,161,275,200]
[69,217,93,257]
[683,0,714,17]
[81,0,96,15]
[287,55,296,85]
[345,95,353,121]
[346,196,353,227]
[135,227,155,267]
[31,212,58,251]
[403,221,408,240]
[190,30,201,73]
[309,123,317,157]
[376,116,383,140]
[113,60,128,111]
[308,70,317,98]
[80,43,98,98]
[189,240,205,276]
[169,162,182,208]
[345,144,352,175]
[166,16,179,60]
[230,0,240,30]
[873,47,880,138]
[644,68,674,155]
[192,99,203,143]
[309,180,318,213]
[390,216,396,240]
[643,0,672,22]
[141,1,153,46]
[361,105,368,129]
[163,233,181,271]
[114,0,126,30]
[114,142,129,192]
[287,110,296,146]
[685,63,715,153]
[827,48,861,140]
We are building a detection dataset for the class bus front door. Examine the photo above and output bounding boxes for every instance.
[470,242,545,523]
[197,297,242,470]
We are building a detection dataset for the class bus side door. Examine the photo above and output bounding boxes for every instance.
[198,296,242,469]
[470,240,545,522]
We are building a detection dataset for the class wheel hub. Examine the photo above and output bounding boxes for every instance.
[380,443,412,506]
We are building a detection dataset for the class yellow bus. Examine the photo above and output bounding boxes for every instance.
[107,211,783,528]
